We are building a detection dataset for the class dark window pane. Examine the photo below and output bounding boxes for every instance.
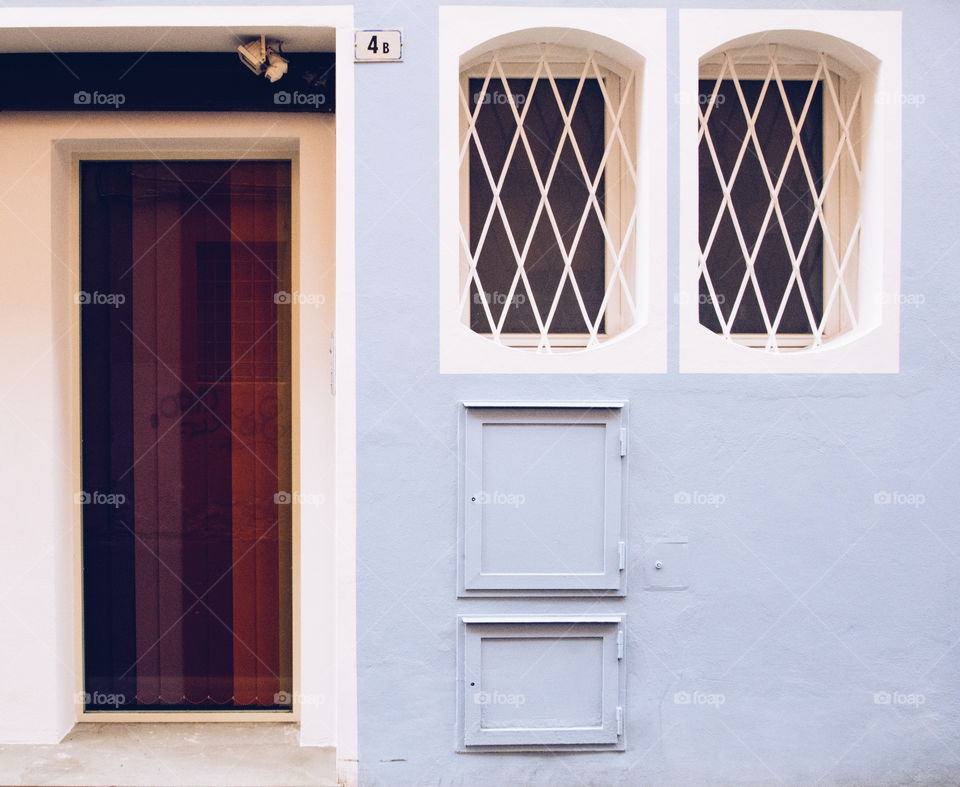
[469,76,606,334]
[699,79,823,335]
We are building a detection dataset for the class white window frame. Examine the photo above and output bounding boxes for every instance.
[679,10,902,373]
[440,7,666,374]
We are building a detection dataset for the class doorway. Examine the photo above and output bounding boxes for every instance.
[80,160,293,711]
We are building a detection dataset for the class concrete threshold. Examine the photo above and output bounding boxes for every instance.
[0,723,338,787]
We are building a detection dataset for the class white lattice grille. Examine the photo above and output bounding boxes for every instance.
[459,45,638,352]
[698,45,862,351]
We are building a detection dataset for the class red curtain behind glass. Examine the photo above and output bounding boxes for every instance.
[82,160,292,709]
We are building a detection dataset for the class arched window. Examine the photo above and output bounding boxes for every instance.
[698,43,861,350]
[680,11,901,373]
[459,43,637,351]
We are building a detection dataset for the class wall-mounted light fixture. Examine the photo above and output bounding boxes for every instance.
[237,35,289,82]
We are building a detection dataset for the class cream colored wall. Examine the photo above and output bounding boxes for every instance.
[0,114,76,743]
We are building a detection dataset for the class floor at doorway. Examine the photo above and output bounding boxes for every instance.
[0,723,337,786]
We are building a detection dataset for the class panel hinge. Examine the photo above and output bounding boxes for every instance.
[619,428,627,457]
[616,706,624,737]
[329,332,336,395]
[617,629,624,660]
[618,541,626,571]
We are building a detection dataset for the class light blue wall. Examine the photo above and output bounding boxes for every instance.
[354,0,960,784]
[15,0,949,781]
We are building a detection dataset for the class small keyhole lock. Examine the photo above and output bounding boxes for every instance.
[654,560,663,570]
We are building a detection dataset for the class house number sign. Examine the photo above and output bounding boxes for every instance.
[354,29,402,62]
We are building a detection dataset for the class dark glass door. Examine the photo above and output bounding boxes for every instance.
[80,160,293,710]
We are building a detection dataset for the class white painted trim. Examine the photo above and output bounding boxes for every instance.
[461,400,625,409]
[459,615,623,624]
[678,9,902,373]
[331,19,359,787]
[0,10,357,786]
[439,6,667,374]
